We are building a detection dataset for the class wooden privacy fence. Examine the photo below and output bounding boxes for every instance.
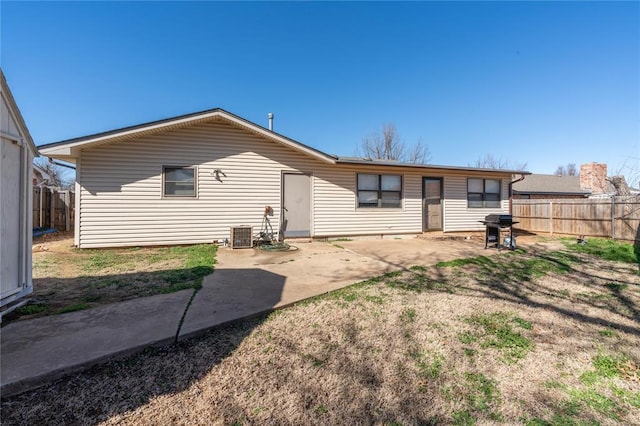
[33,187,75,231]
[512,197,640,241]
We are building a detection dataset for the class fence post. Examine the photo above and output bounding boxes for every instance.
[50,188,55,230]
[63,190,71,231]
[39,187,44,228]
[549,200,553,236]
[611,197,615,239]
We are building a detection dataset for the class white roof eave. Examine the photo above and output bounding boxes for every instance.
[39,110,337,164]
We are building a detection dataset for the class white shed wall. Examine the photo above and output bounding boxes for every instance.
[0,94,35,307]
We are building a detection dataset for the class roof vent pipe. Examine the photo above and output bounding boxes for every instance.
[267,112,274,131]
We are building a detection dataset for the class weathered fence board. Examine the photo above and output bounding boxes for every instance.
[513,197,640,241]
[32,187,75,231]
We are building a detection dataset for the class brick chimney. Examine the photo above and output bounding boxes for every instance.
[580,162,608,194]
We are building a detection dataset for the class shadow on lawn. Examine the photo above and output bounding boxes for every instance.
[364,245,640,337]
[0,268,286,425]
[2,265,215,325]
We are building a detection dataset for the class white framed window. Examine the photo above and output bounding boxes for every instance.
[357,174,402,208]
[163,166,197,197]
[467,178,500,208]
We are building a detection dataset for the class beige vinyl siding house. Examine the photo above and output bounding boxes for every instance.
[40,109,525,248]
[1,69,37,312]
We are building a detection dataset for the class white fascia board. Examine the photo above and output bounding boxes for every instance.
[49,111,224,150]
[39,109,337,165]
[39,146,73,157]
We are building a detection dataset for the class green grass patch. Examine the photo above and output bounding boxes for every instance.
[400,308,417,323]
[56,303,91,314]
[364,294,385,304]
[14,303,49,315]
[568,388,620,420]
[386,271,452,293]
[564,238,638,264]
[409,265,427,272]
[579,352,631,385]
[451,410,475,425]
[592,353,626,378]
[543,380,565,390]
[417,355,444,381]
[463,312,534,363]
[463,348,477,358]
[525,414,598,426]
[79,244,215,291]
[463,372,501,413]
[314,405,328,415]
[436,250,578,284]
[512,317,532,330]
[436,256,495,268]
[457,331,478,345]
[151,245,217,290]
[515,252,577,279]
[443,372,502,422]
[332,288,359,303]
[598,328,618,338]
[612,386,640,408]
[12,243,218,324]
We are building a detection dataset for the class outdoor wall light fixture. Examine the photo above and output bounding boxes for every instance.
[212,168,226,182]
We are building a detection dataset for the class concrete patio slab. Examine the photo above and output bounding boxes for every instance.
[180,243,393,338]
[340,237,483,269]
[2,236,495,397]
[1,289,193,396]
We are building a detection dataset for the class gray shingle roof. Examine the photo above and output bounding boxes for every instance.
[512,174,589,195]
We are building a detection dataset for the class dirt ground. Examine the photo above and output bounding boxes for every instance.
[2,242,638,425]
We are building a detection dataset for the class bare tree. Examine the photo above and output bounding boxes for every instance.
[472,154,527,171]
[612,157,640,190]
[357,123,431,164]
[555,163,578,176]
[34,157,73,188]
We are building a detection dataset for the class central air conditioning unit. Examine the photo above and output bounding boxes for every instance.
[230,225,253,249]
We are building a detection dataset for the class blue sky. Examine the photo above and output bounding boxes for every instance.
[2,1,639,181]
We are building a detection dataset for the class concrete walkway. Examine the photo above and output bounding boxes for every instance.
[1,237,485,397]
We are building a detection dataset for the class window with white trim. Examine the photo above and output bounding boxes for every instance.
[163,166,196,197]
[357,174,402,208]
[467,178,500,208]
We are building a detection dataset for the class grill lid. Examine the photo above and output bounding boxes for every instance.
[484,214,513,223]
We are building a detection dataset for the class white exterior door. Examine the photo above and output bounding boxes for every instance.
[423,177,443,231]
[282,173,311,238]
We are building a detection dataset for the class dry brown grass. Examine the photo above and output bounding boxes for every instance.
[2,245,639,425]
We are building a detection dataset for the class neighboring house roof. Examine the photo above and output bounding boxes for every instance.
[512,174,589,196]
[1,68,38,155]
[39,107,530,176]
[33,164,51,183]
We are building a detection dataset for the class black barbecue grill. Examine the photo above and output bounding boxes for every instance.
[479,214,519,250]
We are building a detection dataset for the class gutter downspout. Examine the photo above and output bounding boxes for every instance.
[509,174,526,215]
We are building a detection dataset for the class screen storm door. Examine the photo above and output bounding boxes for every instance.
[282,173,311,238]
[423,177,443,231]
